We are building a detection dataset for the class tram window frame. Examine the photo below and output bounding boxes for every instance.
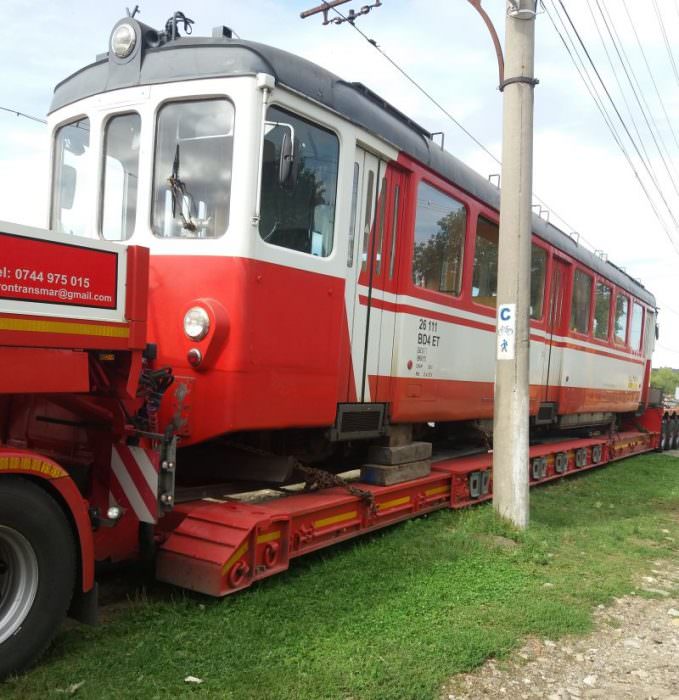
[630,301,644,351]
[375,175,387,275]
[346,162,360,267]
[51,116,92,238]
[593,280,612,341]
[361,170,375,272]
[151,97,235,239]
[471,215,499,308]
[259,105,340,258]
[570,268,593,336]
[411,180,467,297]
[388,182,400,280]
[614,292,630,345]
[100,111,141,242]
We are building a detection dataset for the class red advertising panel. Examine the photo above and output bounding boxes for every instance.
[0,232,118,310]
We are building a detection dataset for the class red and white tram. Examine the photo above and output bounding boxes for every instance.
[48,15,656,456]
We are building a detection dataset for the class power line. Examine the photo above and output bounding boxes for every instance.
[621,0,679,157]
[320,1,587,237]
[0,106,46,125]
[595,0,679,197]
[556,0,679,230]
[652,0,679,87]
[656,301,679,318]
[586,0,655,178]
[542,0,677,255]
[325,3,502,167]
[657,343,679,357]
[544,0,679,257]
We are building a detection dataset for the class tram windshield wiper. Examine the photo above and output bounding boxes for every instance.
[167,143,197,232]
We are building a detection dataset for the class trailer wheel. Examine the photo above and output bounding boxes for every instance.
[0,477,76,679]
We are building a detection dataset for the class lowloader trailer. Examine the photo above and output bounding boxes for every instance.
[0,221,662,677]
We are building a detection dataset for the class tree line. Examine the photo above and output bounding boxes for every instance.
[651,367,679,398]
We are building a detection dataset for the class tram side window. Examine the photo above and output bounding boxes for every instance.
[152,99,234,239]
[259,106,339,257]
[615,294,629,343]
[102,113,140,241]
[530,244,546,319]
[593,282,611,340]
[570,269,592,334]
[51,118,91,237]
[630,302,644,350]
[472,217,498,306]
[412,181,466,295]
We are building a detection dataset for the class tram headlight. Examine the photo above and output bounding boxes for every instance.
[183,307,210,341]
[111,22,137,58]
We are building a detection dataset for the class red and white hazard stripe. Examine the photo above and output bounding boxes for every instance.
[110,445,159,524]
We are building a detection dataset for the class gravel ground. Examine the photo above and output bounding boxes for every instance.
[444,560,679,700]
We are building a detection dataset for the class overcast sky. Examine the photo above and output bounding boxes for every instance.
[1,0,679,367]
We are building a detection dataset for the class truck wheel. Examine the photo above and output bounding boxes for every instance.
[0,477,76,679]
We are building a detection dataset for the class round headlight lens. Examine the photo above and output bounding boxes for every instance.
[111,23,137,58]
[183,307,210,341]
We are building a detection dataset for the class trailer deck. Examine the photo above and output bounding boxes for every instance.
[156,424,660,597]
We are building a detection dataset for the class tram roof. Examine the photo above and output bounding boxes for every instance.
[50,31,655,307]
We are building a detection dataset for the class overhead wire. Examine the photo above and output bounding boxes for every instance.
[652,0,679,87]
[555,0,679,233]
[537,2,633,253]
[0,106,46,124]
[657,343,679,357]
[545,0,620,150]
[621,0,679,156]
[540,0,678,256]
[595,0,679,196]
[323,3,502,168]
[585,0,654,176]
[658,303,679,318]
[543,0,679,257]
[320,2,586,239]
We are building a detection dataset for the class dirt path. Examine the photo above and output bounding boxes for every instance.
[444,560,679,700]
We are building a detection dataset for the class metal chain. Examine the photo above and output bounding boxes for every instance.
[223,440,377,515]
[293,463,377,515]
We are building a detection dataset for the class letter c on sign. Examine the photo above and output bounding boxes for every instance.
[500,307,511,321]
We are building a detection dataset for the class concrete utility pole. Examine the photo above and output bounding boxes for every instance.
[492,0,538,529]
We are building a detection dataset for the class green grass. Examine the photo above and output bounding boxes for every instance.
[3,453,679,700]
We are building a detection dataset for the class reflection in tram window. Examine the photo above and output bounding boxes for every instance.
[570,269,592,334]
[412,181,466,295]
[472,216,499,307]
[259,106,339,257]
[52,118,91,238]
[615,294,629,343]
[152,99,234,239]
[593,282,611,340]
